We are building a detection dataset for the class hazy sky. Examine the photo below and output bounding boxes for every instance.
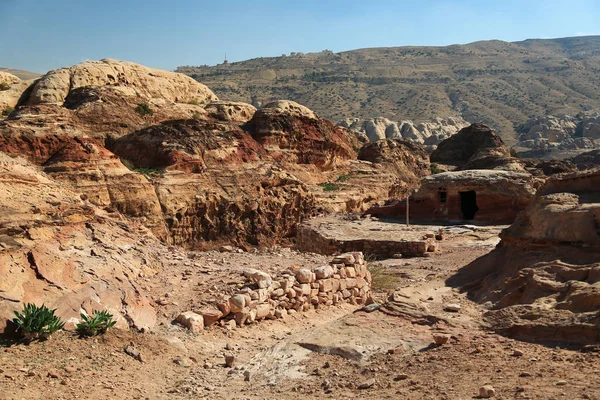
[1,0,599,73]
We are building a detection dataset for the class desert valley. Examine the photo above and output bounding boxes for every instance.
[1,32,600,400]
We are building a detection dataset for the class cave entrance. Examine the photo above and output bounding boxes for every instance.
[459,190,479,220]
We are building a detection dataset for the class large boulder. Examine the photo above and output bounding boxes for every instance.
[431,123,523,171]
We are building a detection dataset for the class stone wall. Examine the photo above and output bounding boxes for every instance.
[295,225,437,258]
[176,252,373,331]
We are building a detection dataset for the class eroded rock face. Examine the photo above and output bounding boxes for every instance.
[357,139,430,198]
[108,118,317,246]
[0,60,431,248]
[204,101,256,122]
[337,116,468,148]
[25,59,217,106]
[431,123,524,171]
[0,152,163,332]
[247,102,359,168]
[448,169,600,344]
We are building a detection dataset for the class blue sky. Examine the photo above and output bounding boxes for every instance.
[1,0,599,73]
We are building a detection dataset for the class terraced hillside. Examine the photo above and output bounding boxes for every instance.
[177,36,600,144]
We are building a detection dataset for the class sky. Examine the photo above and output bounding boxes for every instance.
[1,0,599,74]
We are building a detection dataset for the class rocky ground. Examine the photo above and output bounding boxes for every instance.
[2,221,599,400]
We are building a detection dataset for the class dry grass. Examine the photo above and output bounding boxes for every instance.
[368,263,402,292]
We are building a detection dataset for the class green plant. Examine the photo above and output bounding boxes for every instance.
[191,111,203,120]
[76,310,117,337]
[12,303,65,342]
[135,102,154,117]
[509,148,521,158]
[121,159,164,178]
[2,106,14,116]
[0,82,10,91]
[336,174,352,182]
[430,163,441,174]
[318,182,341,191]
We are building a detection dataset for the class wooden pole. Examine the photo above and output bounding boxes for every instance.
[406,193,410,226]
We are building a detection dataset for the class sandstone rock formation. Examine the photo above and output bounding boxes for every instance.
[448,169,600,344]
[0,60,432,248]
[0,72,30,115]
[337,116,468,148]
[0,152,163,333]
[25,58,217,106]
[357,139,430,198]
[246,101,359,168]
[431,123,524,171]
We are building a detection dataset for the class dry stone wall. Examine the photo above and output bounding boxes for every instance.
[177,252,372,330]
[295,225,437,258]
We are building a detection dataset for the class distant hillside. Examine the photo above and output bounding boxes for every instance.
[0,68,41,81]
[177,36,600,144]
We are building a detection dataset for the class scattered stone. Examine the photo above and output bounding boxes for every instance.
[176,311,204,333]
[224,354,235,368]
[519,372,532,378]
[203,362,213,369]
[47,370,61,379]
[394,374,409,381]
[219,245,235,253]
[443,303,462,312]
[555,380,568,386]
[243,370,251,381]
[173,357,193,368]
[358,378,376,390]
[359,303,381,313]
[124,345,143,362]
[199,307,223,327]
[478,385,496,398]
[433,333,450,345]
[512,349,524,357]
[229,294,246,313]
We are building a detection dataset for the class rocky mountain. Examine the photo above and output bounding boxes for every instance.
[177,35,600,145]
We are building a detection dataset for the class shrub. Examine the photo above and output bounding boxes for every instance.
[509,148,521,158]
[13,303,65,342]
[0,82,10,91]
[135,103,154,117]
[121,159,164,178]
[430,163,441,174]
[336,174,352,182]
[76,310,117,337]
[2,106,14,116]
[318,182,341,191]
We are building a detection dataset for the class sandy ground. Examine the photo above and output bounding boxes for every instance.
[1,221,599,400]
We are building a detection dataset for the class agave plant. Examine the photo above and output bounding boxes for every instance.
[76,310,117,337]
[12,303,65,342]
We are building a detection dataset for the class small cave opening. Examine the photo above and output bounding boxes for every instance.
[459,190,479,220]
